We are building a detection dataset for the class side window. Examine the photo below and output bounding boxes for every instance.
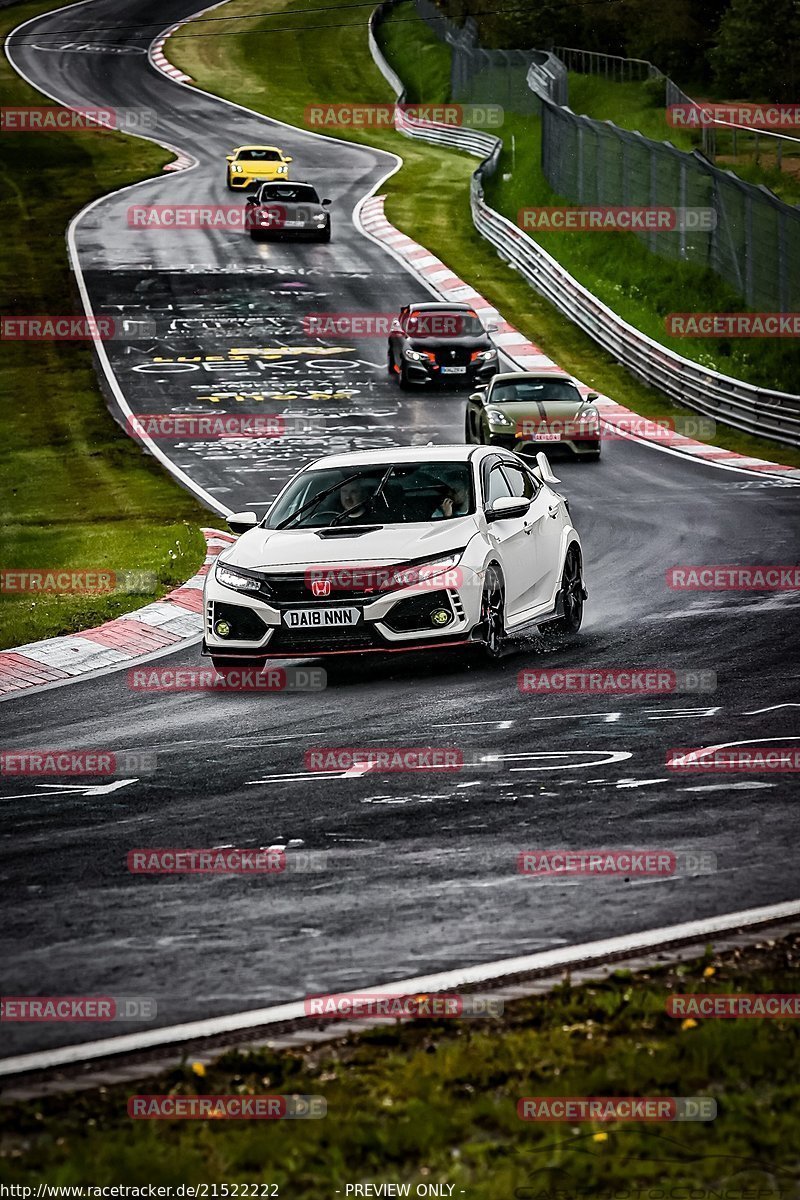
[501,463,538,499]
[487,465,513,505]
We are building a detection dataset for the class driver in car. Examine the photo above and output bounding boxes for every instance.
[338,479,368,520]
[432,479,470,519]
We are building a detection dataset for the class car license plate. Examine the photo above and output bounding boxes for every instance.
[441,365,466,375]
[533,432,561,441]
[281,220,304,228]
[283,606,361,628]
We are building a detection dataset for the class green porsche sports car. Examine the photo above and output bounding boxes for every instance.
[465,372,602,460]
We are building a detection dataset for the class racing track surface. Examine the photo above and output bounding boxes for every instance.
[3,0,800,1058]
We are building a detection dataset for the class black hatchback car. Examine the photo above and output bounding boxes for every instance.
[387,302,498,390]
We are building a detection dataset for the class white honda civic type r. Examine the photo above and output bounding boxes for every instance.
[202,445,586,669]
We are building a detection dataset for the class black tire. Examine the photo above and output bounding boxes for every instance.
[387,348,395,377]
[316,226,331,243]
[580,450,601,462]
[398,364,414,391]
[541,546,585,637]
[464,414,474,443]
[249,228,263,242]
[476,564,506,660]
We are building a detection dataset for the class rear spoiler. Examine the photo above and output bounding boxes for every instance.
[531,451,560,485]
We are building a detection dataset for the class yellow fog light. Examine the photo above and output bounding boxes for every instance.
[215,619,231,638]
[431,609,451,627]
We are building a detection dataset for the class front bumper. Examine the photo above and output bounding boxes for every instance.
[228,171,287,188]
[403,358,498,387]
[487,432,601,457]
[203,567,482,658]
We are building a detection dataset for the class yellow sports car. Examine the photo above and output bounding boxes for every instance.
[226,145,293,190]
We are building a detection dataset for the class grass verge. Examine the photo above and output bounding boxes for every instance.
[1,937,798,1192]
[0,0,209,651]
[169,0,800,468]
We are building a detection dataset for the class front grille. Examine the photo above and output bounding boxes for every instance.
[262,572,388,604]
[434,347,471,366]
[266,625,382,653]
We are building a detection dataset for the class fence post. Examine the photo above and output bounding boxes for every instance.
[577,121,584,203]
[745,192,754,306]
[679,157,687,260]
[778,210,789,312]
[650,144,658,253]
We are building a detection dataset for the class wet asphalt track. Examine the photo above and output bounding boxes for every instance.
[2,0,799,1057]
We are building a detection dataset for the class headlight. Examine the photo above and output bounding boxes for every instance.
[383,551,464,591]
[215,562,262,593]
[472,348,497,362]
[277,164,288,173]
[313,213,327,222]
[486,408,513,427]
[230,164,243,173]
[403,348,435,362]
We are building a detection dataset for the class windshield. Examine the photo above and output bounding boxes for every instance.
[236,148,281,161]
[258,183,320,203]
[491,380,582,404]
[266,463,475,528]
[407,310,485,338]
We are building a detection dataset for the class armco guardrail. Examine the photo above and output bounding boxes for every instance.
[367,0,800,448]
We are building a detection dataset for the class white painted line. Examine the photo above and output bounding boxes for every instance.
[1,899,798,1079]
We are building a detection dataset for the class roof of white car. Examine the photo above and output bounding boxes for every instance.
[306,445,491,469]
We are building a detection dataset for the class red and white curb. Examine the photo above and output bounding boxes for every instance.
[150,24,192,85]
[360,195,800,478]
[0,529,234,699]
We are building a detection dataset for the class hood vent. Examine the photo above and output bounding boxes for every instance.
[314,526,383,539]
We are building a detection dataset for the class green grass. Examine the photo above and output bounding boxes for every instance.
[567,73,800,208]
[170,0,800,468]
[2,939,798,1193]
[0,0,209,650]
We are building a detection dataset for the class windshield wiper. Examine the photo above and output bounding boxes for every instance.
[328,464,396,526]
[276,471,363,530]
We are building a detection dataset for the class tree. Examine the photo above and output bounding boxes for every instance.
[711,0,800,100]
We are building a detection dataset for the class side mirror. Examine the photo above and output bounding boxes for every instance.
[485,495,531,522]
[285,156,293,163]
[469,392,485,404]
[390,318,403,333]
[226,155,234,162]
[227,510,259,534]
[485,321,499,333]
[321,198,332,207]
[535,452,560,484]
[246,194,259,204]
[586,391,599,401]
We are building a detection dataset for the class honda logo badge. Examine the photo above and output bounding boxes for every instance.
[311,579,332,598]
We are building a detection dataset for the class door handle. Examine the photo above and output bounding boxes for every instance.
[547,503,560,518]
